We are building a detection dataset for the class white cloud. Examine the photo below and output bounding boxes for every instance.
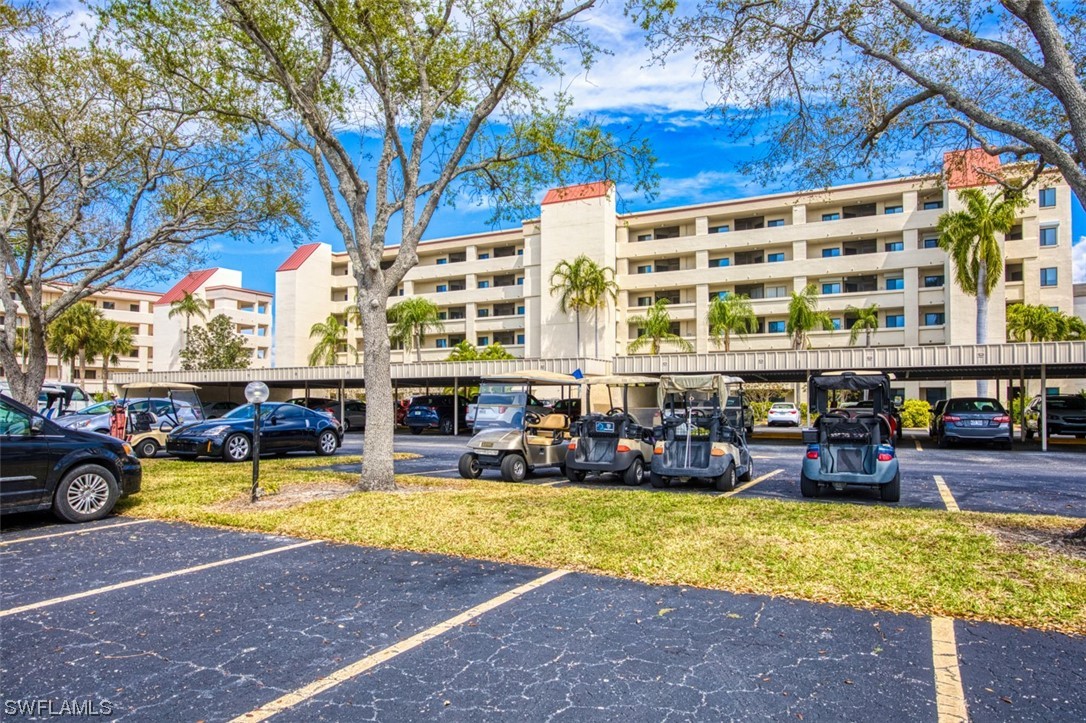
[620,169,763,206]
[1073,236,1086,284]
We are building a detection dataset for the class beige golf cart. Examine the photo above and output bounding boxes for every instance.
[458,370,579,482]
[565,375,658,486]
[121,382,204,458]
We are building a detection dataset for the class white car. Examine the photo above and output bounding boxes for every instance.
[767,402,800,427]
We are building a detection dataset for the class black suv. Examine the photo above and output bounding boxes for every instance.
[405,394,474,435]
[0,394,141,522]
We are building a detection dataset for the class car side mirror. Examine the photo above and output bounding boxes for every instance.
[30,417,44,434]
[268,415,278,425]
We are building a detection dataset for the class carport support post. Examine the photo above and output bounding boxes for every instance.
[1041,358,1048,452]
[1019,366,1026,443]
[453,376,459,435]
[339,379,345,424]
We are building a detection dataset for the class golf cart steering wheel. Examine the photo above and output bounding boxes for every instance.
[524,411,543,426]
[607,407,625,416]
[688,408,708,419]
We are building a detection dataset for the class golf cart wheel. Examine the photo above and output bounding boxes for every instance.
[500,454,527,482]
[714,463,736,492]
[799,472,818,498]
[738,456,753,483]
[222,433,251,462]
[623,457,644,486]
[880,471,901,503]
[649,472,669,489]
[1025,430,1035,440]
[439,417,454,435]
[458,453,482,479]
[135,438,160,459]
[566,467,586,483]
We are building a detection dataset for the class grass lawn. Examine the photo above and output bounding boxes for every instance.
[118,456,1086,635]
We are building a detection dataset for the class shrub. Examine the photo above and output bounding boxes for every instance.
[899,399,931,428]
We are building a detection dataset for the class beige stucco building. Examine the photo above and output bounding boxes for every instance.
[273,152,1075,401]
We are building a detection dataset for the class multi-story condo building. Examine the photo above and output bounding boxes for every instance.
[274,150,1076,401]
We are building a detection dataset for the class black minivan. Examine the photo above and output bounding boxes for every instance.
[405,394,474,435]
[0,394,141,522]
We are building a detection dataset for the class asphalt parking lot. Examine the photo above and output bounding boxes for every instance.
[2,519,1084,721]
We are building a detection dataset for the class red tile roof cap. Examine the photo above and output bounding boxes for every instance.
[155,269,218,306]
[542,181,613,205]
[944,149,1002,189]
[276,243,322,272]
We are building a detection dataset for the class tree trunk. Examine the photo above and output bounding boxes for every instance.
[415,330,422,363]
[1068,522,1086,541]
[575,310,582,356]
[593,307,599,358]
[359,301,397,491]
[724,330,731,353]
[79,352,87,388]
[0,317,49,407]
[976,278,990,396]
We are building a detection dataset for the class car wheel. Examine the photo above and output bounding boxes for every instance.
[746,426,753,438]
[649,472,669,489]
[316,430,338,456]
[714,463,736,492]
[222,433,251,462]
[567,467,587,483]
[799,472,818,498]
[135,438,160,459]
[343,418,351,433]
[880,471,901,503]
[500,454,527,482]
[623,457,643,486]
[937,433,950,449]
[458,453,482,479]
[409,426,424,435]
[53,464,119,523]
[439,417,454,435]
[1001,438,1013,451]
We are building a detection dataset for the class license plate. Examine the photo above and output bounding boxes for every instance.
[967,419,985,427]
[477,449,499,456]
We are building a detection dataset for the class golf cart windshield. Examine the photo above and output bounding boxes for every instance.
[122,383,204,424]
[474,383,531,431]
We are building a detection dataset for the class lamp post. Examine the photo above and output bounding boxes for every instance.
[245,381,270,503]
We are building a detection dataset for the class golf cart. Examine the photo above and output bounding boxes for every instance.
[649,374,754,491]
[121,382,204,458]
[458,371,578,482]
[565,375,658,486]
[801,371,900,502]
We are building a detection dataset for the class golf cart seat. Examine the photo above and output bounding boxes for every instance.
[129,411,156,434]
[527,413,570,446]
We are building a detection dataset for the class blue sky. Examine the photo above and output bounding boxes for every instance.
[163,4,1086,295]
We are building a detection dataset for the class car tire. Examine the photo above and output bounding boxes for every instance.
[439,418,454,435]
[623,457,643,486]
[800,472,818,498]
[746,426,753,438]
[714,463,736,492]
[500,454,527,482]
[409,426,424,435]
[316,430,338,456]
[343,418,351,433]
[937,433,950,449]
[880,471,901,503]
[1001,438,1013,451]
[738,455,753,482]
[567,467,587,483]
[649,472,669,489]
[52,464,120,523]
[458,453,482,479]
[135,438,160,459]
[222,433,251,462]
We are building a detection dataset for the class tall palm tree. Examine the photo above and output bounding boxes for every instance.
[1007,303,1086,342]
[938,186,1026,394]
[707,293,757,352]
[846,303,880,347]
[582,261,620,358]
[168,291,210,344]
[95,319,135,389]
[47,301,103,382]
[627,299,693,354]
[550,255,617,356]
[387,297,444,362]
[786,284,834,350]
[308,314,347,366]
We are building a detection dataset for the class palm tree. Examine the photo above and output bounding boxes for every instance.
[47,301,103,382]
[387,297,444,362]
[1007,303,1086,342]
[168,291,210,344]
[707,293,757,352]
[550,255,617,356]
[938,186,1027,394]
[846,303,880,347]
[786,284,834,350]
[94,319,135,389]
[446,340,480,361]
[627,299,693,354]
[308,314,347,365]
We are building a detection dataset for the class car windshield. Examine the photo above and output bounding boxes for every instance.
[1047,396,1086,410]
[474,383,530,430]
[75,400,116,415]
[222,404,276,420]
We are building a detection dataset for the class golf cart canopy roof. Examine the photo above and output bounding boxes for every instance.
[809,371,892,392]
[657,374,744,407]
[481,370,578,385]
[121,382,202,391]
[578,375,659,387]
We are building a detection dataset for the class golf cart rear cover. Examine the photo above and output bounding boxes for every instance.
[121,382,202,391]
[482,370,578,385]
[657,374,744,408]
[809,372,890,393]
[579,375,659,387]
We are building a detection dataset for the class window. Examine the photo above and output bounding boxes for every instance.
[654,226,681,240]
[477,280,489,289]
[822,212,840,221]
[735,216,764,231]
[256,349,266,359]
[478,252,490,260]
[844,276,877,293]
[516,277,524,285]
[450,252,466,263]
[654,258,680,272]
[477,308,489,318]
[436,284,447,293]
[1007,224,1023,240]
[822,247,840,258]
[516,334,525,345]
[886,278,904,291]
[734,250,763,265]
[517,305,525,315]
[517,249,523,256]
[494,303,514,316]
[102,301,115,310]
[494,274,516,287]
[1040,226,1058,247]
[884,205,903,214]
[843,239,876,255]
[637,296,652,307]
[923,200,943,210]
[924,275,945,288]
[842,203,876,219]
[494,246,516,258]
[831,318,842,330]
[767,219,785,227]
[885,314,905,328]
[1005,264,1023,283]
[0,400,35,436]
[130,303,141,312]
[436,338,448,348]
[1039,187,1056,208]
[448,307,466,320]
[821,282,841,295]
[767,321,786,333]
[767,252,785,263]
[655,290,681,305]
[1040,267,1058,287]
[709,257,730,268]
[636,265,652,274]
[765,285,788,299]
[437,258,448,265]
[708,225,730,234]
[923,237,939,248]
[885,241,903,252]
[438,311,447,321]
[636,233,653,242]
[924,312,945,325]
[478,336,489,346]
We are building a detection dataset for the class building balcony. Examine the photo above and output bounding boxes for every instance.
[475,316,526,332]
[918,287,947,306]
[408,255,524,281]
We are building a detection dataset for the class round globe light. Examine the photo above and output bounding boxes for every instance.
[244,381,270,405]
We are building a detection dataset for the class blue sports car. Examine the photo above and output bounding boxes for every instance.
[167,403,342,462]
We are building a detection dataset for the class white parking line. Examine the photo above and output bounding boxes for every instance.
[405,468,460,476]
[931,616,969,722]
[720,468,784,498]
[0,519,152,547]
[232,569,570,722]
[0,540,320,618]
[933,475,960,512]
